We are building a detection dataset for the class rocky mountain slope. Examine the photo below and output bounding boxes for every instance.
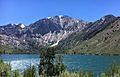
[58,15,120,54]
[1,14,120,54]
[0,15,86,53]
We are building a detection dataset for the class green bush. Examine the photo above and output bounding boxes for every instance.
[23,65,37,77]
[52,70,93,77]
[12,70,21,77]
[100,62,120,77]
[0,59,11,77]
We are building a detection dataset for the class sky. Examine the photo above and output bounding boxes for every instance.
[0,0,120,25]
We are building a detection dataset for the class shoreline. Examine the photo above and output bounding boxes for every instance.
[0,52,120,56]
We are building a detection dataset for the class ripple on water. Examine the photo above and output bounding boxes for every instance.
[4,59,39,72]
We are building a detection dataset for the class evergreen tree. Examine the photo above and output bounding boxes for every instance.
[54,54,66,75]
[39,47,55,76]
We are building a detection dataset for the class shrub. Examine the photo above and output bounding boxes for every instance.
[0,59,11,77]
[12,70,20,77]
[23,65,37,77]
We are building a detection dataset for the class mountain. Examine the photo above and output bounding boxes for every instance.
[28,15,85,35]
[26,15,86,44]
[0,15,86,53]
[0,23,26,37]
[1,14,120,54]
[58,15,120,54]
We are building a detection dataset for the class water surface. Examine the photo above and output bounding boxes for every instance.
[0,54,120,76]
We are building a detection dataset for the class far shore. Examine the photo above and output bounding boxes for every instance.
[1,52,120,56]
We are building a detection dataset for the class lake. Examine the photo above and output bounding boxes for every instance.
[0,54,120,77]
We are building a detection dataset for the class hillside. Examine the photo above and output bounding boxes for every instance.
[58,15,120,54]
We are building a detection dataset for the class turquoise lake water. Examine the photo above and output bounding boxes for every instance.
[0,54,120,77]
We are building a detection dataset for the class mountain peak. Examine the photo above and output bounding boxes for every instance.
[58,15,63,18]
[47,17,52,19]
[103,14,115,18]
[46,15,71,19]
[101,14,116,21]
[20,24,25,28]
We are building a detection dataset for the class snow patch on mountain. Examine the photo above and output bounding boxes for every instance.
[59,15,63,18]
[50,40,59,47]
[59,15,63,28]
[20,24,25,28]
[47,17,52,19]
[11,24,14,26]
[15,24,18,25]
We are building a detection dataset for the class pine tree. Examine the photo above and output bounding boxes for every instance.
[39,47,55,76]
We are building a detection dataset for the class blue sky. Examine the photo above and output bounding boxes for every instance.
[0,0,120,25]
